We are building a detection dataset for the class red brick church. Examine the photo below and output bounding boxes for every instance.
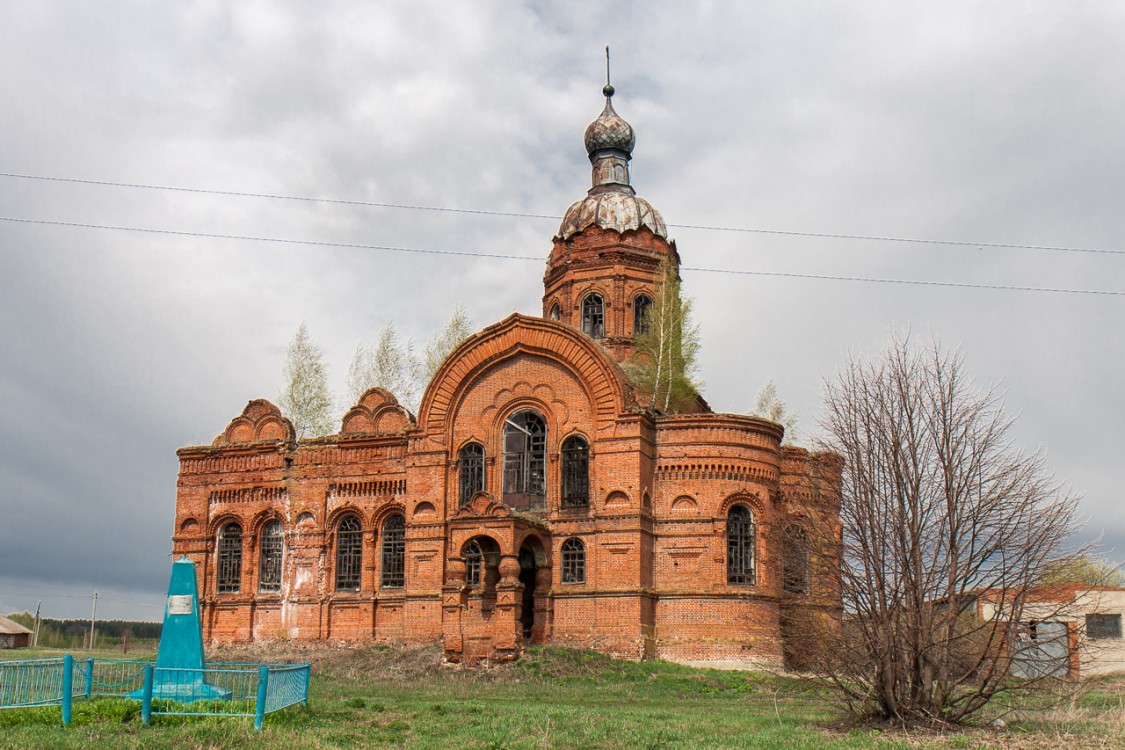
[172,86,842,667]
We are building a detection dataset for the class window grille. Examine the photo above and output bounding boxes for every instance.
[464,540,483,587]
[727,505,756,585]
[1088,613,1122,640]
[458,442,485,505]
[561,436,590,508]
[335,516,363,591]
[258,520,283,593]
[782,525,809,595]
[633,294,653,335]
[381,514,406,588]
[217,523,242,594]
[503,410,546,510]
[561,538,586,584]
[582,293,604,338]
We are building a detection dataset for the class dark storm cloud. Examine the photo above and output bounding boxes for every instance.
[2,2,1122,619]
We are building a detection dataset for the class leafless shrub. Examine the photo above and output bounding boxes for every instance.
[813,332,1083,724]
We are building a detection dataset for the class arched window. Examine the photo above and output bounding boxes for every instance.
[581,293,604,338]
[633,294,653,336]
[463,539,483,587]
[561,435,590,508]
[783,525,810,595]
[503,410,546,510]
[217,522,242,594]
[561,538,586,584]
[335,515,363,591]
[381,514,406,589]
[727,505,756,585]
[458,442,485,505]
[549,303,561,321]
[258,520,283,593]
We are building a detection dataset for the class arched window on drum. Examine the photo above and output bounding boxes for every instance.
[727,505,756,585]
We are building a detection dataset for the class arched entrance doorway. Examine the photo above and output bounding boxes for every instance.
[518,536,547,641]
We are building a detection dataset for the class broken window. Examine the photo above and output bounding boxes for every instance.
[1088,613,1122,640]
[381,514,405,589]
[727,505,756,585]
[217,522,242,594]
[335,515,363,591]
[561,435,590,508]
[258,520,283,593]
[561,538,586,584]
[549,303,561,321]
[633,294,652,335]
[582,293,604,338]
[464,539,483,587]
[782,525,809,595]
[503,410,546,510]
[458,442,485,505]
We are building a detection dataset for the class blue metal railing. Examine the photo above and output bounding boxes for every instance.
[0,656,309,730]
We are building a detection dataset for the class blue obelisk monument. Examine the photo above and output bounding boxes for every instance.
[130,557,230,701]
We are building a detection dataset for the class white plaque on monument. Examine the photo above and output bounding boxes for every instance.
[167,594,193,615]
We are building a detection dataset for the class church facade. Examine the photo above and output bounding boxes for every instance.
[172,87,841,668]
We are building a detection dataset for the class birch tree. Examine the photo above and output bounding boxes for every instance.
[279,322,334,439]
[752,378,798,443]
[419,306,473,386]
[345,322,418,410]
[629,256,701,412]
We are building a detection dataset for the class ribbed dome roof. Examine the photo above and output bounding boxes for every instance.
[558,192,667,240]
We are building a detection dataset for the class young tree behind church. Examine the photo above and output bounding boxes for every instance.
[280,322,334,439]
[752,378,798,443]
[346,322,418,411]
[419,306,473,386]
[630,256,701,412]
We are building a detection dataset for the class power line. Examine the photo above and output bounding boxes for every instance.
[1,170,1122,257]
[2,214,1122,297]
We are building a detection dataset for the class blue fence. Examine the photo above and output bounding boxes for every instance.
[0,655,310,730]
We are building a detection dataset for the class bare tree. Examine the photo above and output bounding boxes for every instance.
[279,322,334,439]
[628,255,701,412]
[815,332,1081,724]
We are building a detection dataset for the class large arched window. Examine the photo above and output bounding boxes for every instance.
[335,515,363,591]
[217,522,242,594]
[561,538,586,584]
[783,525,810,595]
[381,514,406,589]
[258,520,283,593]
[458,442,485,505]
[581,293,604,338]
[727,505,756,585]
[561,435,590,508]
[633,294,653,336]
[503,410,546,510]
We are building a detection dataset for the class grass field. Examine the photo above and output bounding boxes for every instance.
[1,644,1122,749]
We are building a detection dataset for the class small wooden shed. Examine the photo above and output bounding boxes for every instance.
[0,614,32,648]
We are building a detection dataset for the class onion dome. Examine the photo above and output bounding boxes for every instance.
[584,87,636,156]
[557,86,667,241]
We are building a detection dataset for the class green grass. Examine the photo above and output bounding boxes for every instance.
[1,644,1122,749]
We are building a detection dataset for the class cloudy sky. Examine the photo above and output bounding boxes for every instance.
[2,2,1122,621]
